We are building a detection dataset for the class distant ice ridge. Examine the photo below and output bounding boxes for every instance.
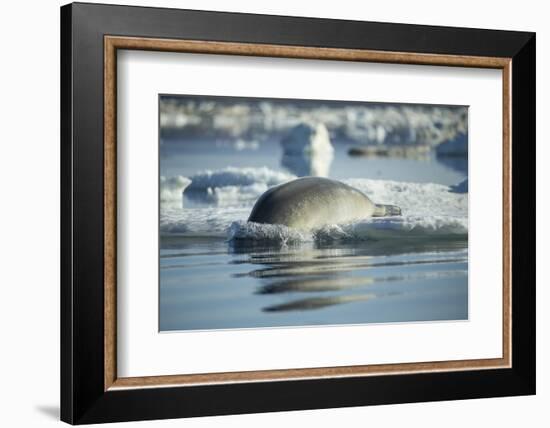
[184,167,295,205]
[160,97,468,147]
[186,166,294,190]
[160,176,191,202]
[160,175,468,241]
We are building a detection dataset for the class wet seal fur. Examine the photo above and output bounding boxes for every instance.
[248,177,401,230]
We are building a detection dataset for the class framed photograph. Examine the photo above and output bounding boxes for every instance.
[60,2,535,424]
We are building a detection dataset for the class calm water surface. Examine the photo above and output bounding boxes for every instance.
[159,137,468,331]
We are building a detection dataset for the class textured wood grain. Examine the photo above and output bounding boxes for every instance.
[104,37,117,391]
[110,357,508,389]
[103,36,512,391]
[106,36,510,68]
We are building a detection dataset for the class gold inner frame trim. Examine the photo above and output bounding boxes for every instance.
[104,35,512,391]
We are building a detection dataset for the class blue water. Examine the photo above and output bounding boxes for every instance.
[159,137,468,331]
[161,137,465,185]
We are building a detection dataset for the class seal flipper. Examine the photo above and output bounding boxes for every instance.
[373,204,402,217]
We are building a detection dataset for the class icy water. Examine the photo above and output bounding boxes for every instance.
[159,138,468,331]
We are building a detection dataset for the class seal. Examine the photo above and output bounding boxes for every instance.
[248,177,401,230]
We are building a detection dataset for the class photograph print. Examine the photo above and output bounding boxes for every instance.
[159,94,468,332]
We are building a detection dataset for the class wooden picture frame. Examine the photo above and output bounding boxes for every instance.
[61,2,535,424]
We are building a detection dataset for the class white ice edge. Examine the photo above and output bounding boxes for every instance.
[160,169,468,241]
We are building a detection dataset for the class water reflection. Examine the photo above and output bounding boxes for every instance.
[227,238,467,258]
[159,237,468,330]
[347,144,430,160]
[263,294,377,312]
[227,240,468,314]
[281,152,334,177]
[257,276,371,294]
[256,270,464,295]
[233,255,465,279]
